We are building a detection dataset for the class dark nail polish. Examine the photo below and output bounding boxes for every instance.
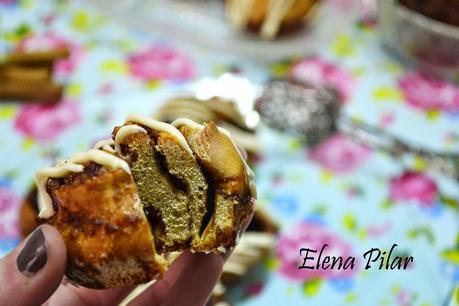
[17,228,47,276]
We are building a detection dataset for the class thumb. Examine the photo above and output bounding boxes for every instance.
[0,225,67,306]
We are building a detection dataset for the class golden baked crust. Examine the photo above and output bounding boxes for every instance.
[35,117,255,289]
[46,162,167,289]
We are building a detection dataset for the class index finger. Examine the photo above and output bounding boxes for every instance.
[127,251,223,306]
[128,209,254,306]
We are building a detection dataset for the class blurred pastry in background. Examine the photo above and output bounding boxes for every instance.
[399,0,459,26]
[220,206,278,283]
[0,48,68,103]
[207,206,279,306]
[226,0,320,39]
[154,96,261,160]
[378,0,459,81]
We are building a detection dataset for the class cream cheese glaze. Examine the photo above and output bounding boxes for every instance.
[36,116,255,219]
[36,149,131,219]
[172,118,257,199]
[126,114,193,154]
[93,139,115,153]
[114,124,148,154]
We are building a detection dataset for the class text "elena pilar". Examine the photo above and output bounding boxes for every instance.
[298,243,413,271]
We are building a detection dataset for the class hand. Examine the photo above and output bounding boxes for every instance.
[0,213,252,306]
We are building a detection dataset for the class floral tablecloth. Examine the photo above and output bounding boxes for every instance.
[0,0,458,305]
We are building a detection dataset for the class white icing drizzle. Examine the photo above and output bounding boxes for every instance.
[69,150,131,174]
[126,114,193,154]
[114,125,148,154]
[171,117,203,131]
[55,159,67,167]
[93,139,115,153]
[172,118,257,198]
[36,149,131,219]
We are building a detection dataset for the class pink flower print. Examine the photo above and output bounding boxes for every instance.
[98,83,115,95]
[389,171,438,206]
[367,222,391,238]
[379,112,395,128]
[0,219,19,239]
[0,186,20,238]
[397,290,411,306]
[127,44,194,82]
[398,72,459,113]
[276,221,358,281]
[244,282,265,296]
[16,33,83,77]
[0,186,19,213]
[14,100,80,142]
[289,57,356,102]
[308,134,371,174]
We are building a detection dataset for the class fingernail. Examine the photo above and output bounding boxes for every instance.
[17,227,47,276]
